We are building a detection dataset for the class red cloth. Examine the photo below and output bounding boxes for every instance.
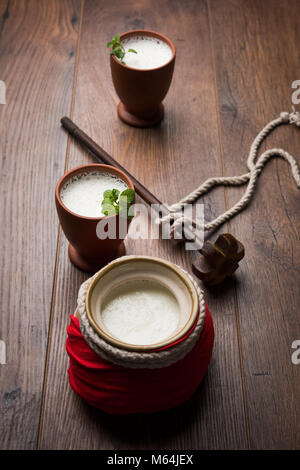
[66,305,214,414]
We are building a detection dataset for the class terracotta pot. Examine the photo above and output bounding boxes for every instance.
[85,256,199,351]
[110,30,176,127]
[55,164,135,273]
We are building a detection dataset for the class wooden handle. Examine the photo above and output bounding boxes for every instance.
[61,116,197,243]
[61,117,164,207]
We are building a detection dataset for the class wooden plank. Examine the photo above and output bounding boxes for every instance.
[39,0,248,449]
[0,0,81,449]
[209,0,300,449]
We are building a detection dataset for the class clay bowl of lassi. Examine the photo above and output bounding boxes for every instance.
[110,30,176,127]
[85,256,199,351]
[55,164,135,273]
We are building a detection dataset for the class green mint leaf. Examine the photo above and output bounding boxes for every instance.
[101,198,114,206]
[119,190,135,218]
[111,47,124,60]
[103,189,113,199]
[101,202,117,216]
[111,188,120,202]
[120,188,135,204]
[107,34,136,62]
[101,188,135,219]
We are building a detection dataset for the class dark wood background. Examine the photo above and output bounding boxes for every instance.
[0,0,299,450]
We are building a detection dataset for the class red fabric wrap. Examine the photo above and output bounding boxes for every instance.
[66,305,214,414]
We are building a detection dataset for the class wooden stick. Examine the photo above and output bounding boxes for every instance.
[60,116,197,243]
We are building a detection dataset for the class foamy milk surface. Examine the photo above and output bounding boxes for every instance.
[121,36,173,70]
[101,280,180,345]
[60,172,128,217]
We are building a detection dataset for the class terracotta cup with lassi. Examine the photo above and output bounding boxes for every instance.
[110,30,176,127]
[55,164,135,273]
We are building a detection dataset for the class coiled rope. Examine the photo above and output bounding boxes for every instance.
[158,109,300,238]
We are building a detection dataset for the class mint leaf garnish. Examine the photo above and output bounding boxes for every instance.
[107,35,138,64]
[101,188,135,218]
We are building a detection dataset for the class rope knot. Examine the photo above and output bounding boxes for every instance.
[156,210,189,241]
[289,108,300,127]
[280,111,290,122]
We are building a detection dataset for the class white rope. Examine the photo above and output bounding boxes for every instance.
[158,109,300,236]
[77,257,206,369]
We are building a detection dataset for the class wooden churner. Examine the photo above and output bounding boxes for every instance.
[192,233,245,285]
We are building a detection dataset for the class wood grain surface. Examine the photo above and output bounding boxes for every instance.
[0,0,81,449]
[0,0,299,450]
[210,0,300,449]
[39,0,248,450]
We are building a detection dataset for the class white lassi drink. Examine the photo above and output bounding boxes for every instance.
[121,35,173,69]
[101,279,180,346]
[60,172,128,218]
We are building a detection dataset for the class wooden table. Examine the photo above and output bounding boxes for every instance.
[0,0,299,450]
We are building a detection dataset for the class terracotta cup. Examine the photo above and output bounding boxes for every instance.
[55,164,135,273]
[110,30,176,127]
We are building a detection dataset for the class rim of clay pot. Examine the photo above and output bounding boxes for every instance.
[85,255,199,352]
[55,163,135,221]
[111,29,176,72]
